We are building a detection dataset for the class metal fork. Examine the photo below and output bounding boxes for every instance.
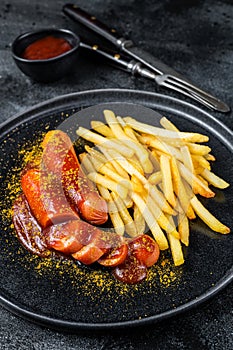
[154,74,230,112]
[128,61,230,112]
[80,41,230,112]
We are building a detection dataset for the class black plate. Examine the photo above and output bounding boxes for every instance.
[0,89,232,331]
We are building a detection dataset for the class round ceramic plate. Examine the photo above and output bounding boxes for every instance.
[0,89,232,331]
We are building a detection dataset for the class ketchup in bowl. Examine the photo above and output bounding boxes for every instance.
[22,35,73,60]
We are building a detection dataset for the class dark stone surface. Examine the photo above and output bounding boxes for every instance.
[0,0,232,349]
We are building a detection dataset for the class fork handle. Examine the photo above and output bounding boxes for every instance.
[63,4,122,46]
[80,41,156,81]
[80,42,132,71]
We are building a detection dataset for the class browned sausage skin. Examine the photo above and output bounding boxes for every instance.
[41,130,108,225]
[21,168,79,229]
[12,194,50,257]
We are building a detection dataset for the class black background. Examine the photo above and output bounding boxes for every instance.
[0,0,232,349]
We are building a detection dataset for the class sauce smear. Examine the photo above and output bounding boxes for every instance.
[22,36,73,60]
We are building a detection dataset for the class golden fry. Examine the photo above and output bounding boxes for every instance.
[167,232,185,266]
[98,146,130,179]
[192,155,211,170]
[79,153,95,174]
[124,116,209,143]
[178,162,215,198]
[108,198,125,236]
[190,196,230,234]
[90,120,115,138]
[170,157,196,219]
[178,212,189,246]
[104,110,153,173]
[204,154,216,161]
[160,154,177,207]
[76,126,134,157]
[144,194,180,239]
[160,116,179,132]
[148,171,162,185]
[181,145,194,174]
[87,172,128,199]
[131,192,169,250]
[145,182,175,215]
[111,192,138,237]
[133,205,146,234]
[131,174,144,193]
[201,168,230,189]
[187,143,211,156]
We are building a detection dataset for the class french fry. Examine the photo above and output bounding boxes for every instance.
[90,120,115,138]
[124,116,209,143]
[117,116,139,142]
[178,212,189,246]
[149,149,161,170]
[79,152,95,174]
[187,143,211,156]
[111,192,137,237]
[131,192,169,250]
[87,152,105,172]
[104,110,153,173]
[181,145,194,174]
[133,205,146,234]
[196,175,209,187]
[96,163,133,191]
[178,161,215,198]
[170,156,196,219]
[104,109,126,138]
[87,172,128,199]
[140,134,183,162]
[96,184,111,201]
[160,154,177,207]
[86,149,129,184]
[84,145,108,165]
[123,196,134,209]
[194,166,206,175]
[131,174,144,193]
[167,232,185,266]
[76,126,134,157]
[204,154,216,161]
[160,116,179,132]
[139,134,168,153]
[201,168,230,189]
[165,214,185,266]
[96,185,125,236]
[190,196,230,234]
[143,194,180,239]
[98,145,130,179]
[128,156,144,175]
[103,148,148,185]
[108,198,125,236]
[148,171,162,185]
[192,155,211,170]
[145,182,175,215]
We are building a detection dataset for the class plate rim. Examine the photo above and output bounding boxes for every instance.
[0,88,232,331]
[1,88,233,139]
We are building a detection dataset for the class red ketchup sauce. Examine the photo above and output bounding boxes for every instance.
[22,36,73,60]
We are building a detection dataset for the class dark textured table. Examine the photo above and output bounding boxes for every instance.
[0,1,232,349]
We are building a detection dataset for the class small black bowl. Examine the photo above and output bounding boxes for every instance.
[12,28,80,83]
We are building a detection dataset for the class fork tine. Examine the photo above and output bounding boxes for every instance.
[158,75,230,112]
[156,79,223,111]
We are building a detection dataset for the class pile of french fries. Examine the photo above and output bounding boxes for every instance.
[76,110,230,266]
